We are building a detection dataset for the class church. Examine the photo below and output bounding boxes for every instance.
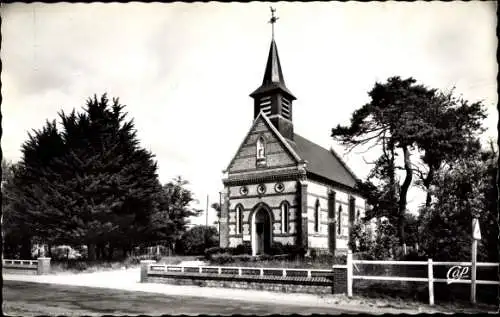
[219,12,369,256]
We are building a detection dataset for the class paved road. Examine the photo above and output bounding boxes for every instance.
[3,280,349,316]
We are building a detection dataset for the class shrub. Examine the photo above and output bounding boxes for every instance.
[349,219,400,260]
[204,246,224,259]
[311,251,330,262]
[70,261,89,271]
[204,247,233,261]
[233,242,251,255]
[332,254,347,264]
[269,242,305,258]
[397,249,427,261]
[233,254,253,262]
[348,222,373,252]
[123,254,161,266]
[176,225,218,255]
[269,241,285,255]
[210,252,234,265]
[259,254,273,261]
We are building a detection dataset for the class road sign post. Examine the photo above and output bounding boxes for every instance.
[471,218,481,305]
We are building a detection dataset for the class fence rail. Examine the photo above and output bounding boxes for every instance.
[346,251,500,306]
[3,257,51,275]
[147,264,333,279]
[3,259,38,266]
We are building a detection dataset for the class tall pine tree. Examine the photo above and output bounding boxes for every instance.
[10,94,163,259]
[332,77,486,249]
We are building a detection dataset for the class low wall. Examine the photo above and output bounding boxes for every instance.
[2,258,51,275]
[141,261,348,295]
[332,266,347,294]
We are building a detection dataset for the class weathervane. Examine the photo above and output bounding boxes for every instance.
[268,6,279,39]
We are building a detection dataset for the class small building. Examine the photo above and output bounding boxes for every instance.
[219,27,369,256]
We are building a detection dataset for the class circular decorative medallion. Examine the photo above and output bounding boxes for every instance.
[240,186,249,196]
[275,182,285,193]
[257,184,267,195]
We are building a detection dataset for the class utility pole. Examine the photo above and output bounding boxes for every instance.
[218,191,222,234]
[206,194,209,226]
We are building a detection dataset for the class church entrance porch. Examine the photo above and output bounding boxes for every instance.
[251,206,272,256]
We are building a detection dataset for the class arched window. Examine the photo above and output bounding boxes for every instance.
[281,201,289,233]
[235,205,243,235]
[256,136,265,160]
[337,205,343,234]
[348,196,355,225]
[314,199,320,233]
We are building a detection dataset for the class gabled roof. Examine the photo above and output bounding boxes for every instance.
[250,39,296,100]
[289,134,359,189]
[260,112,302,162]
[224,112,359,189]
[224,111,301,173]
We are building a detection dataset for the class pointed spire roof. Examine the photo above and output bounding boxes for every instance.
[263,39,285,86]
[250,39,296,100]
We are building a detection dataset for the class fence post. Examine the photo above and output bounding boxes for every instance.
[140,260,156,283]
[37,257,51,275]
[471,237,478,305]
[428,259,434,306]
[347,250,353,298]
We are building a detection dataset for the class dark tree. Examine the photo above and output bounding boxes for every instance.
[2,159,32,258]
[146,177,202,253]
[418,144,498,262]
[9,94,162,260]
[210,202,221,225]
[413,90,485,207]
[332,77,486,250]
[175,225,219,255]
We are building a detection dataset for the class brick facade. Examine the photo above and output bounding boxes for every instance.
[219,114,368,255]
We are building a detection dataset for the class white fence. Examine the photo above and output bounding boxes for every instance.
[3,259,38,267]
[146,263,338,279]
[345,251,499,305]
[3,257,51,275]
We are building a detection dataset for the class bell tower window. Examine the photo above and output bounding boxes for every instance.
[281,96,291,120]
[260,96,272,116]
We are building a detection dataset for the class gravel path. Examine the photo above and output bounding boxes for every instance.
[2,268,472,314]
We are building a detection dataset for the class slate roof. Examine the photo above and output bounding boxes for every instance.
[290,134,358,189]
[250,39,296,100]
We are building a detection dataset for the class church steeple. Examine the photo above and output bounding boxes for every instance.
[250,8,296,141]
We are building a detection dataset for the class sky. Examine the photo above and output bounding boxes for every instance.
[1,2,498,226]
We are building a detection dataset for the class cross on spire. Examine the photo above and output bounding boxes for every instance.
[268,6,279,39]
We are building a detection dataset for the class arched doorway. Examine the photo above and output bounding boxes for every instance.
[251,206,272,256]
